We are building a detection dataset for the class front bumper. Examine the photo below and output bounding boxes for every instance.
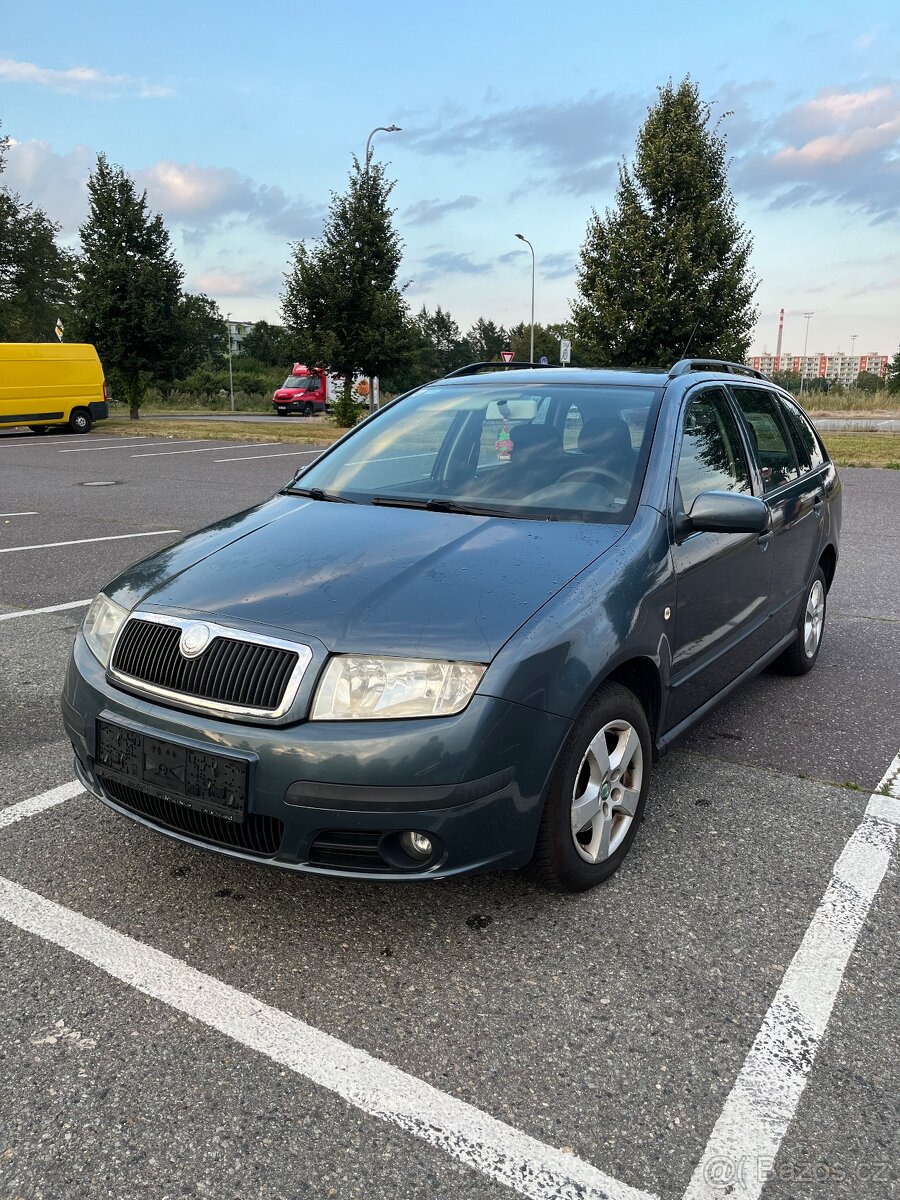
[62,632,570,880]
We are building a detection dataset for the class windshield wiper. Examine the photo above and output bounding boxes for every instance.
[284,486,356,504]
[370,495,517,518]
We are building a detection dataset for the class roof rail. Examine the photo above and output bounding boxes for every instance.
[442,361,559,379]
[669,359,768,381]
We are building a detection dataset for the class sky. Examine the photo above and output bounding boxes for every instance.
[1,0,899,358]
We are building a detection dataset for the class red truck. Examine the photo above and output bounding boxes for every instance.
[272,364,329,417]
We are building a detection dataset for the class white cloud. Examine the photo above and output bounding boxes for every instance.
[3,140,322,241]
[3,139,93,232]
[188,269,281,298]
[0,56,171,98]
[737,82,900,219]
[135,160,322,238]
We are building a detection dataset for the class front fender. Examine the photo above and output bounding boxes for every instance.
[478,506,675,721]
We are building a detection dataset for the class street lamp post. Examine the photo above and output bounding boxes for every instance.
[515,233,535,362]
[365,124,401,167]
[800,311,814,395]
[225,313,235,412]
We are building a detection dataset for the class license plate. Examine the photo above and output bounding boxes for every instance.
[96,720,248,822]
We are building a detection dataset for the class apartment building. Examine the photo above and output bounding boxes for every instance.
[748,351,889,384]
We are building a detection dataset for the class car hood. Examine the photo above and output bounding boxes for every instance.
[109,495,625,660]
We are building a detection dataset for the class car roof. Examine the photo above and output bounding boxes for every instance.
[430,366,672,388]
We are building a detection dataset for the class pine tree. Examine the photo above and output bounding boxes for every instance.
[75,154,184,418]
[281,156,407,426]
[573,79,757,368]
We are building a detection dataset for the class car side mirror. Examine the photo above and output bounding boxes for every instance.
[675,490,769,541]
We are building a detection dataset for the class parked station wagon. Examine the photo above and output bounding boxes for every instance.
[63,360,841,890]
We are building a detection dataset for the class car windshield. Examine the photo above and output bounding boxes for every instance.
[287,380,663,523]
[282,375,319,391]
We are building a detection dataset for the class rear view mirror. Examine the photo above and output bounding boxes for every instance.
[485,399,538,421]
[676,490,768,540]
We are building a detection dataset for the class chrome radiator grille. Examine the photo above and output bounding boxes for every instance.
[109,614,311,718]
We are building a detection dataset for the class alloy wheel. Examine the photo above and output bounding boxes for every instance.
[570,719,643,864]
[804,579,825,657]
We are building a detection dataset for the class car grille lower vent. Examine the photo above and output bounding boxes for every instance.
[111,617,300,713]
[307,830,391,872]
[100,777,284,857]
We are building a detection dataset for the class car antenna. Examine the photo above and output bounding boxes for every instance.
[679,318,702,359]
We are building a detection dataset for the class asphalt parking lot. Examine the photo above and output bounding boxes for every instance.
[0,426,897,1200]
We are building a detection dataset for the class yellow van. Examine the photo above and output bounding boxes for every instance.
[0,343,109,434]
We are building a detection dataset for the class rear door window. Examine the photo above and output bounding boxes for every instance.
[730,387,801,494]
[776,396,826,473]
[676,388,752,510]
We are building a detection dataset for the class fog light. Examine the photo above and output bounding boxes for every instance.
[400,830,433,861]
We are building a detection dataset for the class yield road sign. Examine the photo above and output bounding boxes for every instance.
[500,350,514,363]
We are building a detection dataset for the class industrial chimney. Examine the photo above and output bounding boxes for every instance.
[775,308,784,359]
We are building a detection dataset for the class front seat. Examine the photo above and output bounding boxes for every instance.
[576,418,635,478]
[507,423,566,494]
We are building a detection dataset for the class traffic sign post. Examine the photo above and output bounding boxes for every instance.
[559,338,571,366]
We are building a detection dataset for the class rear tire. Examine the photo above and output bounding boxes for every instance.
[28,425,50,434]
[528,682,651,891]
[773,566,827,676]
[68,408,92,434]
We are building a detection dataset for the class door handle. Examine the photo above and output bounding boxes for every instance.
[813,493,824,517]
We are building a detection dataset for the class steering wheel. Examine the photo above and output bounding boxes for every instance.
[555,466,632,495]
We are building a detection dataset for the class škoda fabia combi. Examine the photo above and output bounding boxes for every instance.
[63,361,840,891]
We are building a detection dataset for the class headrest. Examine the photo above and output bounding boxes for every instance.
[510,423,561,455]
[577,418,633,460]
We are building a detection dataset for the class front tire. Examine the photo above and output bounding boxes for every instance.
[68,408,92,434]
[773,566,827,676]
[529,682,651,891]
[28,425,50,434]
[303,402,314,417]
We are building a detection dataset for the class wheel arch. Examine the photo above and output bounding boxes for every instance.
[598,656,662,744]
[818,543,837,591]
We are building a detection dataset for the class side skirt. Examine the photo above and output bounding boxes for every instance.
[655,629,797,757]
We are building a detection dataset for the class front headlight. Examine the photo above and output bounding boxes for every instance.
[82,593,130,667]
[311,655,485,720]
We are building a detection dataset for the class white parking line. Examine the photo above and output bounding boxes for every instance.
[214,450,322,462]
[684,752,900,1200]
[0,512,38,517]
[131,443,278,458]
[0,436,149,448]
[0,782,84,831]
[58,440,207,453]
[0,530,180,555]
[0,866,655,1200]
[0,599,91,621]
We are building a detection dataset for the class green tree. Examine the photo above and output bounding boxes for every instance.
[465,317,508,362]
[854,370,880,394]
[771,369,802,392]
[886,352,900,395]
[573,78,757,368]
[169,292,226,380]
[74,154,184,418]
[0,124,75,340]
[281,155,407,426]
[240,319,294,367]
[415,305,470,376]
[507,321,582,365]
